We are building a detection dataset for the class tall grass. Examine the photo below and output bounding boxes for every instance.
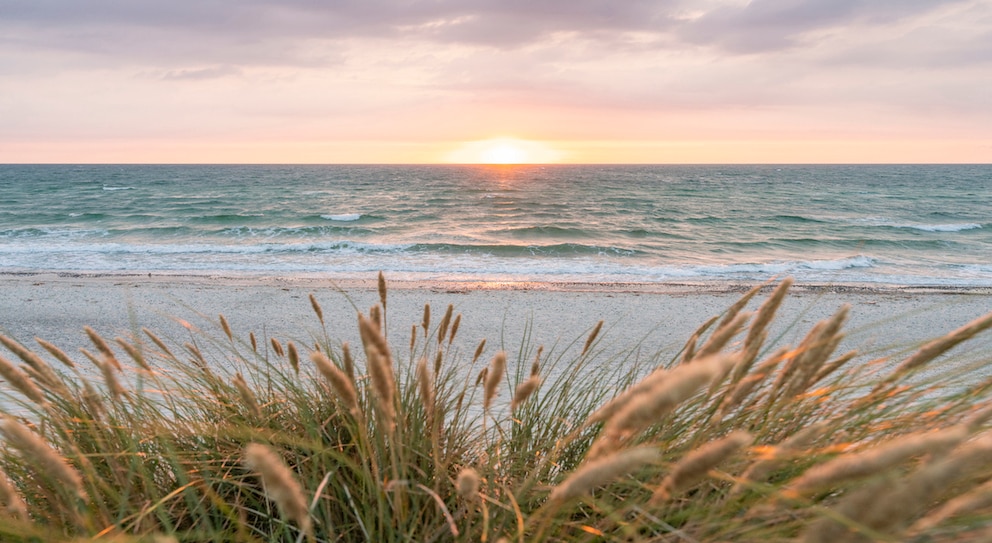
[0,276,991,541]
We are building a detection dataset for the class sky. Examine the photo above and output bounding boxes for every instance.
[1,0,991,164]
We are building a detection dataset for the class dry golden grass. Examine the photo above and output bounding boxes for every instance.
[0,277,989,542]
[243,443,313,537]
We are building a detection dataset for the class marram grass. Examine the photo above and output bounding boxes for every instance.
[0,279,991,542]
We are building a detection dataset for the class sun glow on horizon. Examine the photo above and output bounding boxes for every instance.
[444,138,564,164]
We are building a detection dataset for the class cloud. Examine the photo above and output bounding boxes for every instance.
[1,0,990,153]
[677,0,974,53]
[160,65,242,81]
[0,0,984,69]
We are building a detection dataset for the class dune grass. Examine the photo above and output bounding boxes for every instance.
[1,276,992,541]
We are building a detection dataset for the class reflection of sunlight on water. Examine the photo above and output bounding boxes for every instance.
[485,163,528,188]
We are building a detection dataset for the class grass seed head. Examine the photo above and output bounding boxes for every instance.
[0,417,86,501]
[358,314,390,360]
[860,435,992,533]
[911,478,992,533]
[694,311,751,361]
[83,326,121,371]
[114,337,150,371]
[34,337,76,369]
[484,351,506,411]
[805,433,992,543]
[377,270,387,309]
[745,278,793,349]
[788,426,969,495]
[219,314,233,341]
[270,338,284,358]
[550,446,659,504]
[0,353,47,406]
[456,468,481,502]
[890,311,992,381]
[287,341,300,374]
[312,351,359,416]
[680,315,719,365]
[370,305,382,330]
[720,281,766,327]
[0,469,27,520]
[341,342,355,381]
[651,431,752,503]
[243,443,312,535]
[308,293,324,324]
[531,346,543,376]
[416,356,435,417]
[472,338,487,364]
[449,313,461,344]
[233,372,262,419]
[97,354,126,401]
[585,367,668,427]
[735,421,830,494]
[437,304,454,345]
[609,354,736,436]
[0,334,65,389]
[366,348,397,430]
[582,320,604,355]
[143,327,175,359]
[512,374,542,412]
[184,342,207,368]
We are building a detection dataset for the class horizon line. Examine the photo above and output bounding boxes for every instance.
[2,162,991,167]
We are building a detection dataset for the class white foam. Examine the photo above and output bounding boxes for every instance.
[800,255,875,270]
[685,255,873,275]
[102,186,134,191]
[321,213,362,222]
[898,223,982,232]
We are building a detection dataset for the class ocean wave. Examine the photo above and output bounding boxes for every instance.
[0,227,109,240]
[771,215,829,224]
[67,212,110,219]
[409,242,642,257]
[862,218,983,232]
[495,226,592,239]
[896,223,982,232]
[102,186,134,191]
[692,255,875,275]
[321,213,362,222]
[4,245,992,287]
[218,225,373,239]
[0,240,410,256]
[0,239,643,259]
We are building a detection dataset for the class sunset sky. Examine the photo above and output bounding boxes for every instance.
[2,1,990,163]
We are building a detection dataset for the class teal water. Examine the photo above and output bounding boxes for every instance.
[1,164,990,286]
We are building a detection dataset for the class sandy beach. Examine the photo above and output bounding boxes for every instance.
[2,272,991,379]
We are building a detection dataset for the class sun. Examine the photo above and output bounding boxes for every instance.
[445,138,563,164]
[482,143,527,164]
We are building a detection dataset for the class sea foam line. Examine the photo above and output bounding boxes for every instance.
[897,223,982,232]
[321,213,362,222]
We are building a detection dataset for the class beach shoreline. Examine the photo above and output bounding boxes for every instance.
[5,270,992,295]
[2,271,991,380]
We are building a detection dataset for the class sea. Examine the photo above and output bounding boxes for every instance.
[1,164,990,287]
